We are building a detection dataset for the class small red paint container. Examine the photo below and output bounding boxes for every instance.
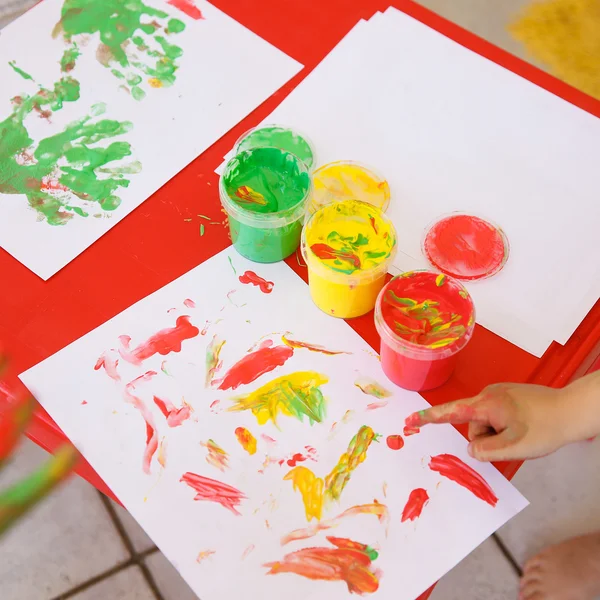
[374,271,475,391]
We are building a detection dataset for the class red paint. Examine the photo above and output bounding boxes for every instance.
[239,270,274,293]
[153,395,191,427]
[264,536,380,594]
[81,400,88,405]
[401,488,430,522]
[180,472,246,515]
[166,0,203,19]
[429,454,498,507]
[287,453,307,467]
[366,401,388,411]
[386,434,404,450]
[403,425,420,437]
[216,345,293,390]
[376,273,475,391]
[281,335,349,355]
[183,298,196,308]
[0,385,34,462]
[209,400,220,410]
[119,316,199,365]
[94,352,120,381]
[310,243,361,269]
[424,215,508,281]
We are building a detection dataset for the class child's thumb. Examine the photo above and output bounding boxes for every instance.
[467,430,518,462]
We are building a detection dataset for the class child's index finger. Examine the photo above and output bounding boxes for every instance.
[405,397,482,427]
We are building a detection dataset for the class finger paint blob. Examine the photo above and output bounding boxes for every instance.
[220,147,311,263]
[375,271,475,391]
[310,161,391,213]
[234,125,315,170]
[302,200,397,318]
[423,214,509,280]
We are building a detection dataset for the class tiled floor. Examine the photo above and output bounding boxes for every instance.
[2,0,598,599]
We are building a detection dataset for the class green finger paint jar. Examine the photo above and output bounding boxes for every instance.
[220,147,312,263]
[234,125,316,171]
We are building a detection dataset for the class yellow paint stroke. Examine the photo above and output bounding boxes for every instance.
[281,501,390,545]
[510,0,600,100]
[205,335,226,387]
[202,439,229,472]
[235,427,257,455]
[285,426,377,522]
[284,466,325,521]
[148,77,163,88]
[354,376,392,399]
[310,161,391,213]
[228,371,328,427]
[235,185,268,206]
[196,550,216,564]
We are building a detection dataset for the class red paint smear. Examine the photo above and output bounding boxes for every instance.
[282,335,349,356]
[216,345,293,391]
[265,536,379,595]
[180,472,246,515]
[81,400,88,405]
[94,352,120,381]
[310,243,361,269]
[153,396,191,427]
[166,0,203,19]
[403,425,420,436]
[124,372,159,474]
[386,435,404,450]
[183,298,196,308]
[239,270,274,294]
[209,400,220,410]
[287,453,307,467]
[424,214,508,281]
[401,488,429,522]
[429,454,498,507]
[119,316,199,365]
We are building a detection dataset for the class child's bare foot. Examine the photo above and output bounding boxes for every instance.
[520,533,600,600]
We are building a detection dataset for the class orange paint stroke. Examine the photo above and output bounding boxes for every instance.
[201,439,229,472]
[282,334,350,356]
[265,536,380,595]
[281,502,389,545]
[196,550,216,564]
[94,351,120,381]
[158,437,167,469]
[235,427,257,455]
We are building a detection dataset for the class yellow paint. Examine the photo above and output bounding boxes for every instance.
[303,200,396,318]
[235,427,257,455]
[284,466,324,521]
[148,78,163,88]
[310,161,391,213]
[228,371,328,426]
[510,0,600,100]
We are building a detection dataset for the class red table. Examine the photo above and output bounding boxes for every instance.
[1,1,600,597]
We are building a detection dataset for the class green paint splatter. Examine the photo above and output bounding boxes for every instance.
[0,64,139,225]
[60,44,81,73]
[9,61,34,81]
[57,0,187,99]
[228,255,237,274]
[200,223,205,236]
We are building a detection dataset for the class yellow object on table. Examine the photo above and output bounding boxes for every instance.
[510,0,600,100]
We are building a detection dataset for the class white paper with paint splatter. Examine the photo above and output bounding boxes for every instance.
[20,247,527,600]
[0,0,302,280]
[217,8,600,357]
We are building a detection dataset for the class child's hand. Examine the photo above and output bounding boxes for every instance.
[405,383,572,462]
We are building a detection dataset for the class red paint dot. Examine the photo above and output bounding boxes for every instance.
[386,435,404,450]
[424,214,508,281]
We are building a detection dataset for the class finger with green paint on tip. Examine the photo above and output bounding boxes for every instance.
[0,444,79,537]
[0,395,37,467]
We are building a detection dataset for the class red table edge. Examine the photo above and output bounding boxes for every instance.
[13,0,600,595]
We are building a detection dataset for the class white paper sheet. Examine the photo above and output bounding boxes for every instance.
[216,9,600,356]
[21,247,527,600]
[0,0,302,280]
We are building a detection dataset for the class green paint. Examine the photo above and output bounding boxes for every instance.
[365,546,379,562]
[60,44,81,73]
[236,126,315,169]
[0,64,138,225]
[9,61,34,81]
[227,255,237,274]
[200,223,205,236]
[58,0,187,99]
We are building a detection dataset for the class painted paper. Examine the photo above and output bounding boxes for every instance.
[20,248,527,600]
[0,0,302,279]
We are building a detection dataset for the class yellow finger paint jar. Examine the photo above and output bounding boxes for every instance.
[301,200,397,319]
[309,161,391,214]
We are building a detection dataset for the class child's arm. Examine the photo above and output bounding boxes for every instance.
[405,370,600,462]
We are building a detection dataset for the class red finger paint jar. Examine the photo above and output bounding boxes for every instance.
[374,271,475,392]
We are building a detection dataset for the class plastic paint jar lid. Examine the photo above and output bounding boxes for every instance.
[309,161,391,214]
[301,199,397,285]
[234,125,316,171]
[422,213,509,281]
[219,147,312,229]
[375,271,476,361]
